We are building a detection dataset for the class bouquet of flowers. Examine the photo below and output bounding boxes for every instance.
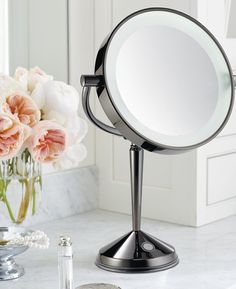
[0,67,87,224]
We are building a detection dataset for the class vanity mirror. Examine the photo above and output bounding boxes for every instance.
[81,8,234,273]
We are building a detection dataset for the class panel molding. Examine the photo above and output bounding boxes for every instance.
[68,0,96,166]
[206,150,236,206]
[8,0,29,73]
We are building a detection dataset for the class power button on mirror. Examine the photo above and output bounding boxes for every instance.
[141,242,154,252]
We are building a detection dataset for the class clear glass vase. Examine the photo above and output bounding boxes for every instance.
[0,150,42,224]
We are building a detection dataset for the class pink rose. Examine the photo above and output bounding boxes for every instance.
[0,114,29,160]
[5,93,41,127]
[27,120,66,163]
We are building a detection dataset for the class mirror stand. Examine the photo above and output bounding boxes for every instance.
[95,144,179,272]
[81,75,179,272]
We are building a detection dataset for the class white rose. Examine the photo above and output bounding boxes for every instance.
[14,66,53,94]
[14,67,28,91]
[28,67,53,93]
[64,116,88,144]
[53,142,87,170]
[0,74,25,100]
[31,80,79,115]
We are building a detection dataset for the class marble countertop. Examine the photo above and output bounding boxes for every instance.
[3,210,236,289]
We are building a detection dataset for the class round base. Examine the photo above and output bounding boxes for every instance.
[96,230,179,273]
[0,258,25,281]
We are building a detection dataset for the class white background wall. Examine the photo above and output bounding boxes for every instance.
[194,0,236,226]
[0,0,9,74]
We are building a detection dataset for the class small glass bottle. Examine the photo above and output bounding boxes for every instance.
[58,236,74,289]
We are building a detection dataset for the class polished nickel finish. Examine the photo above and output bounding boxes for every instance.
[0,227,29,281]
[80,75,104,88]
[130,144,143,231]
[81,85,122,136]
[95,144,178,272]
[96,230,178,273]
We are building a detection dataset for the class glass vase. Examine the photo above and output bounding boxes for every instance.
[0,150,42,224]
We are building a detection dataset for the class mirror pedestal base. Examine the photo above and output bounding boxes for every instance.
[95,230,178,273]
[96,144,178,273]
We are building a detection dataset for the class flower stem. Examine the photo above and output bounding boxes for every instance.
[0,180,4,201]
[4,196,16,223]
[16,179,31,224]
[32,178,36,215]
[2,181,16,223]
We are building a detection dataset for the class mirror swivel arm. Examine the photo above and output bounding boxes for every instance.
[81,75,122,136]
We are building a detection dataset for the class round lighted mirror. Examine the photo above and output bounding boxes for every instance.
[81,7,235,273]
[95,8,234,152]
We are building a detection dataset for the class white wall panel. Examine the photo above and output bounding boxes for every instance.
[8,0,29,72]
[9,0,68,82]
[112,0,193,25]
[28,0,68,82]
[0,0,9,74]
[197,135,236,226]
[68,0,95,166]
[207,152,236,205]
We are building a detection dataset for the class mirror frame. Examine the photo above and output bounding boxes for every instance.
[95,7,235,153]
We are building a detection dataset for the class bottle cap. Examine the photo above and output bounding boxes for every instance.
[58,236,72,246]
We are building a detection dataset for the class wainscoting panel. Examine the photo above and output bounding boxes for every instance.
[197,134,236,226]
[207,152,236,205]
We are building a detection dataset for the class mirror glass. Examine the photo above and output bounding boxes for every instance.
[105,10,233,148]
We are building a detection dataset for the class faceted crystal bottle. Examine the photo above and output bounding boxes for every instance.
[58,236,74,289]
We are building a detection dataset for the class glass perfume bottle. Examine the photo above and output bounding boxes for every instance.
[58,236,74,289]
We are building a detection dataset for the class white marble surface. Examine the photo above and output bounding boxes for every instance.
[1,166,98,226]
[3,209,236,289]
